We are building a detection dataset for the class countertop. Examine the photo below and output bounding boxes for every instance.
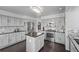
[46,29,65,33]
[68,34,79,51]
[25,33,44,38]
[0,31,25,35]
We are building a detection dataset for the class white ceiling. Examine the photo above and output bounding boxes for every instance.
[0,6,65,18]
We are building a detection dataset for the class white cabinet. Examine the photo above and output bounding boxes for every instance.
[9,17,14,26]
[55,17,65,32]
[1,16,7,26]
[8,33,16,45]
[19,19,23,26]
[16,19,19,26]
[16,32,21,42]
[0,32,25,49]
[26,33,44,52]
[21,32,25,41]
[55,32,65,44]
[0,34,8,49]
[0,35,4,49]
[0,16,2,26]
[14,18,17,26]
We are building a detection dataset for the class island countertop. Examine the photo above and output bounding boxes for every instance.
[25,32,44,38]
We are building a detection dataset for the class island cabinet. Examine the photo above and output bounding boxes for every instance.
[55,32,65,44]
[26,33,44,52]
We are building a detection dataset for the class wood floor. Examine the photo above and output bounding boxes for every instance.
[0,40,26,52]
[39,40,65,52]
[0,40,65,52]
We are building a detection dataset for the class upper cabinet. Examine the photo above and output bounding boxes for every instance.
[0,15,24,27]
[55,17,65,32]
[1,15,7,26]
[0,16,1,26]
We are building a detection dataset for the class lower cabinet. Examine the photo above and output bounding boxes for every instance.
[15,32,21,42]
[8,33,16,45]
[21,32,25,41]
[55,32,65,44]
[0,32,25,49]
[0,34,8,49]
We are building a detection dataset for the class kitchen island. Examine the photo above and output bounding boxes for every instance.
[26,32,45,52]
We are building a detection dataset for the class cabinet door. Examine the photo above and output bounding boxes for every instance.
[0,35,8,49]
[55,32,59,43]
[14,18,17,26]
[21,32,25,41]
[1,16,7,26]
[0,35,3,49]
[10,17,14,26]
[58,33,65,44]
[16,33,21,42]
[55,32,65,44]
[15,18,20,26]
[8,33,16,45]
[2,34,8,47]
[7,17,11,26]
[16,19,19,26]
[0,15,2,26]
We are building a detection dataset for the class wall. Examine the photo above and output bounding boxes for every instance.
[65,6,79,50]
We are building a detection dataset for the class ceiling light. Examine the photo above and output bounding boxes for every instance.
[30,6,43,14]
[59,8,63,10]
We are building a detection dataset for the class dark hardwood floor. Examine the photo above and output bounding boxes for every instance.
[39,40,65,52]
[0,40,26,52]
[0,40,65,52]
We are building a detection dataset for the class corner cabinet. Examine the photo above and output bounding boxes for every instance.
[55,32,65,44]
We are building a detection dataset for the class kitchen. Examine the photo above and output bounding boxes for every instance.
[0,6,79,52]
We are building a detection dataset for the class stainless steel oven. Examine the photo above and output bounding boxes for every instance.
[46,31,55,42]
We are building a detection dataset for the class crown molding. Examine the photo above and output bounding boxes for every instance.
[40,13,65,19]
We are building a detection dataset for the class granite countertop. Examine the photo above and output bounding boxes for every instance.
[46,29,65,33]
[0,31,25,35]
[25,32,44,37]
[46,30,56,32]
